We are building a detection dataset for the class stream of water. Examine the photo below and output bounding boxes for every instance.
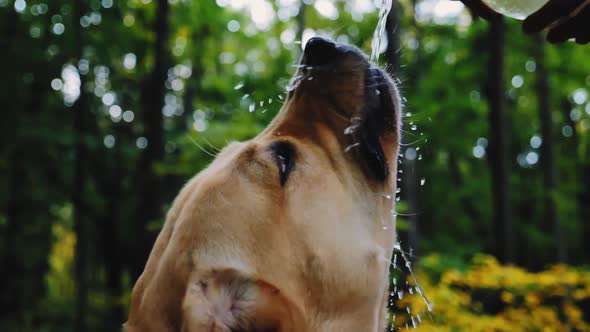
[368,1,434,329]
[370,0,393,64]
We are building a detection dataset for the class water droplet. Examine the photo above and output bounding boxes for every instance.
[268,98,273,104]
[260,100,264,107]
[248,104,255,112]
[344,125,358,135]
[234,82,244,90]
[344,142,359,152]
[411,125,417,131]
[420,178,426,186]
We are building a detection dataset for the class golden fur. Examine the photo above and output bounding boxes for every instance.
[126,40,401,332]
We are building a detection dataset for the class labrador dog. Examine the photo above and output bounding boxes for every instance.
[125,37,402,332]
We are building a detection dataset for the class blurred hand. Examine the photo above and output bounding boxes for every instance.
[454,0,590,44]
[523,0,590,44]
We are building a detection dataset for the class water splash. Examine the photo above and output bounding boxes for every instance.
[388,242,435,331]
[370,0,393,64]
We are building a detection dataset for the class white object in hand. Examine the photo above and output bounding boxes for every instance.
[481,0,549,19]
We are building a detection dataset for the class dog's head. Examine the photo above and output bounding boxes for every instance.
[126,37,402,332]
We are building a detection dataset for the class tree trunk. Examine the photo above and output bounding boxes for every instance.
[1,8,56,325]
[385,0,401,72]
[103,160,124,328]
[561,98,590,264]
[133,0,170,280]
[533,34,566,263]
[486,16,514,263]
[581,164,590,262]
[72,0,89,330]
[405,0,424,256]
[404,157,419,256]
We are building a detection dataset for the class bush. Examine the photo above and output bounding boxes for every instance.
[392,254,590,331]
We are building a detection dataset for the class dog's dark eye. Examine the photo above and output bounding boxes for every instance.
[270,141,295,186]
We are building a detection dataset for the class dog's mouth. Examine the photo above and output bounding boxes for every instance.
[288,37,401,182]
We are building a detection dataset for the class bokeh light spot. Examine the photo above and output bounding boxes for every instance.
[227,20,240,32]
[14,0,26,13]
[573,88,588,105]
[103,135,115,148]
[511,75,524,88]
[123,53,137,70]
[52,23,65,35]
[530,135,542,149]
[136,137,148,149]
[51,78,63,91]
[473,146,485,159]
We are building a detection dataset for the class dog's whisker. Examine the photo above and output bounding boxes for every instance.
[186,134,217,158]
[201,136,222,153]
[395,212,422,217]
[400,137,426,146]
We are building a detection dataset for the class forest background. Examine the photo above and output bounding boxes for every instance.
[1,0,590,330]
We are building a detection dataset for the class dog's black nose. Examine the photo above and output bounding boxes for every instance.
[303,37,341,66]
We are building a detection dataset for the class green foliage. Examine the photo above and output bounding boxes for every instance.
[1,0,589,331]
